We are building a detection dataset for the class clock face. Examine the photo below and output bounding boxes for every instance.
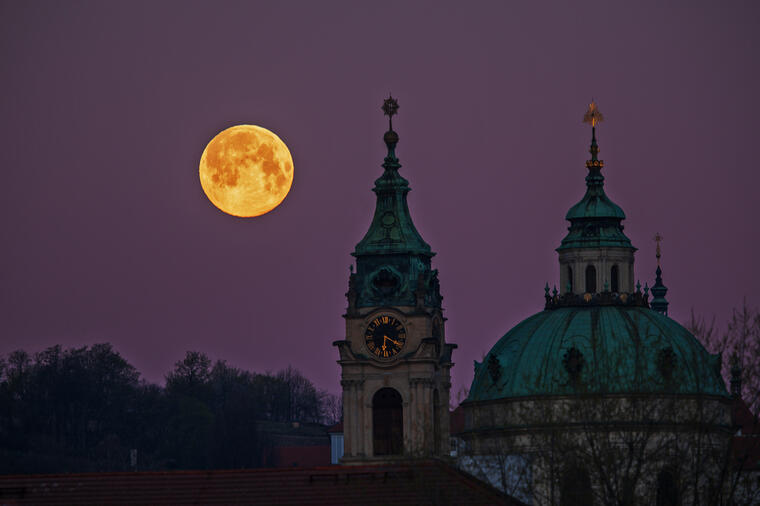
[364,314,406,359]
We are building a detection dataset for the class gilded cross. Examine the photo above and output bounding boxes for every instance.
[583,100,604,127]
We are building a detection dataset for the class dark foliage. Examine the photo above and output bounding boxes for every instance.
[0,346,339,474]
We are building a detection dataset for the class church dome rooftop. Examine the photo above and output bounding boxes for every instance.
[564,186,626,221]
[467,305,728,402]
[557,104,634,251]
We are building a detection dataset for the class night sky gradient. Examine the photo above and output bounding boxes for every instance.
[2,1,758,399]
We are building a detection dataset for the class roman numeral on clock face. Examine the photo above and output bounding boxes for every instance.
[364,314,406,360]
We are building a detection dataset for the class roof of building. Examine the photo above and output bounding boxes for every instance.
[0,460,524,505]
[557,126,634,251]
[353,108,432,259]
[347,98,442,310]
[467,305,729,401]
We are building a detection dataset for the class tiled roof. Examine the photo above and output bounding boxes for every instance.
[0,460,524,505]
[270,445,330,468]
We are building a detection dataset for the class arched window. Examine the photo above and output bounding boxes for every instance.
[567,266,573,293]
[656,470,679,506]
[611,265,619,293]
[585,265,596,294]
[373,388,403,456]
[561,465,592,506]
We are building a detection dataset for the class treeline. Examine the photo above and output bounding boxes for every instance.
[0,344,340,474]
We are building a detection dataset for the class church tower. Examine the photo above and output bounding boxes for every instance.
[334,97,456,462]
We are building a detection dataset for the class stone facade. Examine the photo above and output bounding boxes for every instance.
[459,394,734,505]
[335,305,454,461]
[558,246,635,295]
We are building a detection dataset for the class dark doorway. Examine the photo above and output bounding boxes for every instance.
[611,265,619,292]
[561,465,592,506]
[585,265,596,294]
[373,388,403,455]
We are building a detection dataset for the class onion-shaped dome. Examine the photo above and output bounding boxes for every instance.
[468,305,728,401]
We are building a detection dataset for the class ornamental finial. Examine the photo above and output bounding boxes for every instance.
[583,101,604,164]
[583,100,604,127]
[381,95,400,170]
[382,95,399,131]
[654,232,663,267]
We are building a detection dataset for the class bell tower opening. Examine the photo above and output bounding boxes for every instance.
[585,265,596,293]
[611,265,619,292]
[372,388,403,456]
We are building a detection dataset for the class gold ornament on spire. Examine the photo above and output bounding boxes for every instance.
[654,232,663,266]
[583,100,604,127]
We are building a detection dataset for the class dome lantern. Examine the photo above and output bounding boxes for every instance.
[557,102,636,296]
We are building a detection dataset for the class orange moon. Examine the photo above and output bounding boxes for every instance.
[199,125,294,217]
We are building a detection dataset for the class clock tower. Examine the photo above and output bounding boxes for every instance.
[334,97,456,462]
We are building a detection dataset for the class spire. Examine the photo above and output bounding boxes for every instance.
[381,95,401,171]
[350,97,438,309]
[583,101,605,194]
[583,100,604,163]
[650,233,669,315]
[558,101,634,251]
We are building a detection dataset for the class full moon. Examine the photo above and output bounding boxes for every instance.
[199,125,294,217]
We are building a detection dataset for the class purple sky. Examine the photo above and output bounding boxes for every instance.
[2,1,758,399]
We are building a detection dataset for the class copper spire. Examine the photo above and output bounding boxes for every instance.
[651,233,669,315]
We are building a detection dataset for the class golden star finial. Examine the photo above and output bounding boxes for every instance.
[583,100,604,127]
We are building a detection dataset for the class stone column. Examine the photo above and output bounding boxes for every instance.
[439,379,452,455]
[341,379,364,457]
[340,379,354,456]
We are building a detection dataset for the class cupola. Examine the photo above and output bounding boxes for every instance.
[557,102,636,295]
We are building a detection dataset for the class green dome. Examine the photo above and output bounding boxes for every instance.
[557,128,634,251]
[564,190,626,221]
[468,306,728,401]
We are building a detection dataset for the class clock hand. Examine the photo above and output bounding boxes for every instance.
[384,335,401,346]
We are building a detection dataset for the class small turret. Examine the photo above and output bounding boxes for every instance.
[650,233,669,315]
